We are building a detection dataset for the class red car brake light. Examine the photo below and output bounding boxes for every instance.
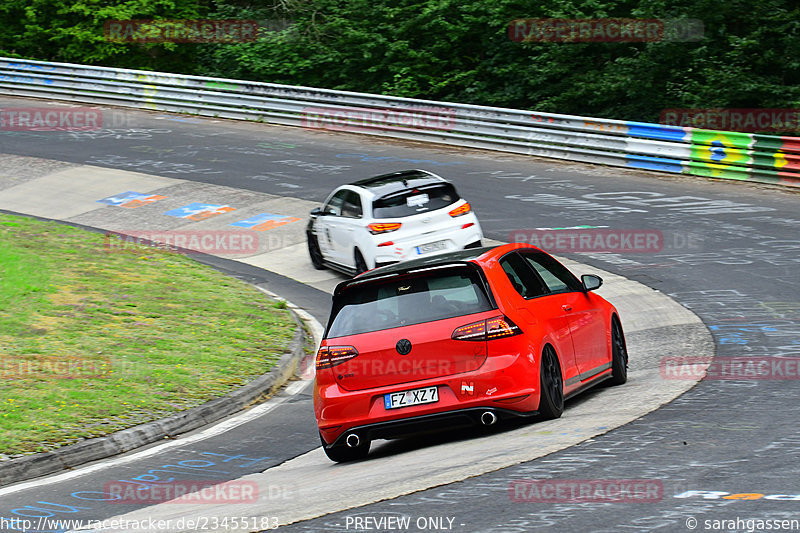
[316,345,359,369]
[452,316,521,341]
[368,222,402,234]
[449,202,472,217]
[486,316,522,339]
[451,320,486,341]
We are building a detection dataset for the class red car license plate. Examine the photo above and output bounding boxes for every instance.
[384,386,439,410]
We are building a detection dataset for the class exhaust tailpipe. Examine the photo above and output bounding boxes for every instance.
[345,434,361,448]
[480,411,498,426]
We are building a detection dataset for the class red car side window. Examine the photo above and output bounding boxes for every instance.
[520,251,582,293]
[499,253,548,298]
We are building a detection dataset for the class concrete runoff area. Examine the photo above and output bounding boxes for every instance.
[0,165,179,219]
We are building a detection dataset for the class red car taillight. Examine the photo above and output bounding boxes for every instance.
[452,316,522,341]
[449,202,472,217]
[368,222,402,234]
[316,345,359,369]
[486,316,522,339]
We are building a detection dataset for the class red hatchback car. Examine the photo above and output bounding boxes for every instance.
[314,243,628,462]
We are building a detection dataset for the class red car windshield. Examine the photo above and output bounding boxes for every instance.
[327,268,493,338]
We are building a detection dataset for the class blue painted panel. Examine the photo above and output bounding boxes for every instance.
[625,154,684,173]
[626,121,689,142]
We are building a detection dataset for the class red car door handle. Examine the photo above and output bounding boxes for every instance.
[562,305,572,311]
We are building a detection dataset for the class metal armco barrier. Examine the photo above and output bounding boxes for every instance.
[1,57,799,188]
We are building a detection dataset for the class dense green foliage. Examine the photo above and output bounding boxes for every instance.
[1,0,798,121]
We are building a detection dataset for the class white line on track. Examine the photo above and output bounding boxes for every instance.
[0,364,312,498]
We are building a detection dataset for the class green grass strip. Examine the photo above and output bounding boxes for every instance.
[0,214,296,456]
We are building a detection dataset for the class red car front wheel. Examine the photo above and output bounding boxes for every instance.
[608,317,628,386]
[538,345,564,419]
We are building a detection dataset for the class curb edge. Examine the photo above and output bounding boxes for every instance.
[0,302,310,488]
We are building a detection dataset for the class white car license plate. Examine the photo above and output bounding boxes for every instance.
[406,193,430,207]
[384,386,439,410]
[416,240,448,255]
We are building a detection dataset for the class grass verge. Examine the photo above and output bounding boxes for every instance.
[0,214,297,456]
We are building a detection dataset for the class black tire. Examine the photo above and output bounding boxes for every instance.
[354,249,368,276]
[307,233,326,270]
[538,345,564,420]
[608,316,628,385]
[320,433,370,463]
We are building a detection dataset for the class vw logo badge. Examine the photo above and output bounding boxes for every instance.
[396,338,412,355]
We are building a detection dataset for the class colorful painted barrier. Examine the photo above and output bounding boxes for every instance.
[1,57,798,188]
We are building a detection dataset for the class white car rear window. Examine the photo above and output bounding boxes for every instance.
[372,183,459,218]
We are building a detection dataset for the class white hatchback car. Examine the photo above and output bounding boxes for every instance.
[306,170,484,275]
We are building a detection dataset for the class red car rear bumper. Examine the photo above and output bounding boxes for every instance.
[316,352,541,445]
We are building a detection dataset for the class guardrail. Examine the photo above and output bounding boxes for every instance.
[1,57,798,188]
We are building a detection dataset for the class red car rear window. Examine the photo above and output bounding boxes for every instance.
[327,268,492,338]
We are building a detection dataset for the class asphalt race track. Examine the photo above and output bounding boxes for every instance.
[0,96,799,533]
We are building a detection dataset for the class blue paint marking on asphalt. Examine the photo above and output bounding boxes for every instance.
[230,213,290,228]
[708,324,778,332]
[200,452,270,467]
[96,191,149,206]
[709,323,780,345]
[1,453,270,531]
[164,203,230,218]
